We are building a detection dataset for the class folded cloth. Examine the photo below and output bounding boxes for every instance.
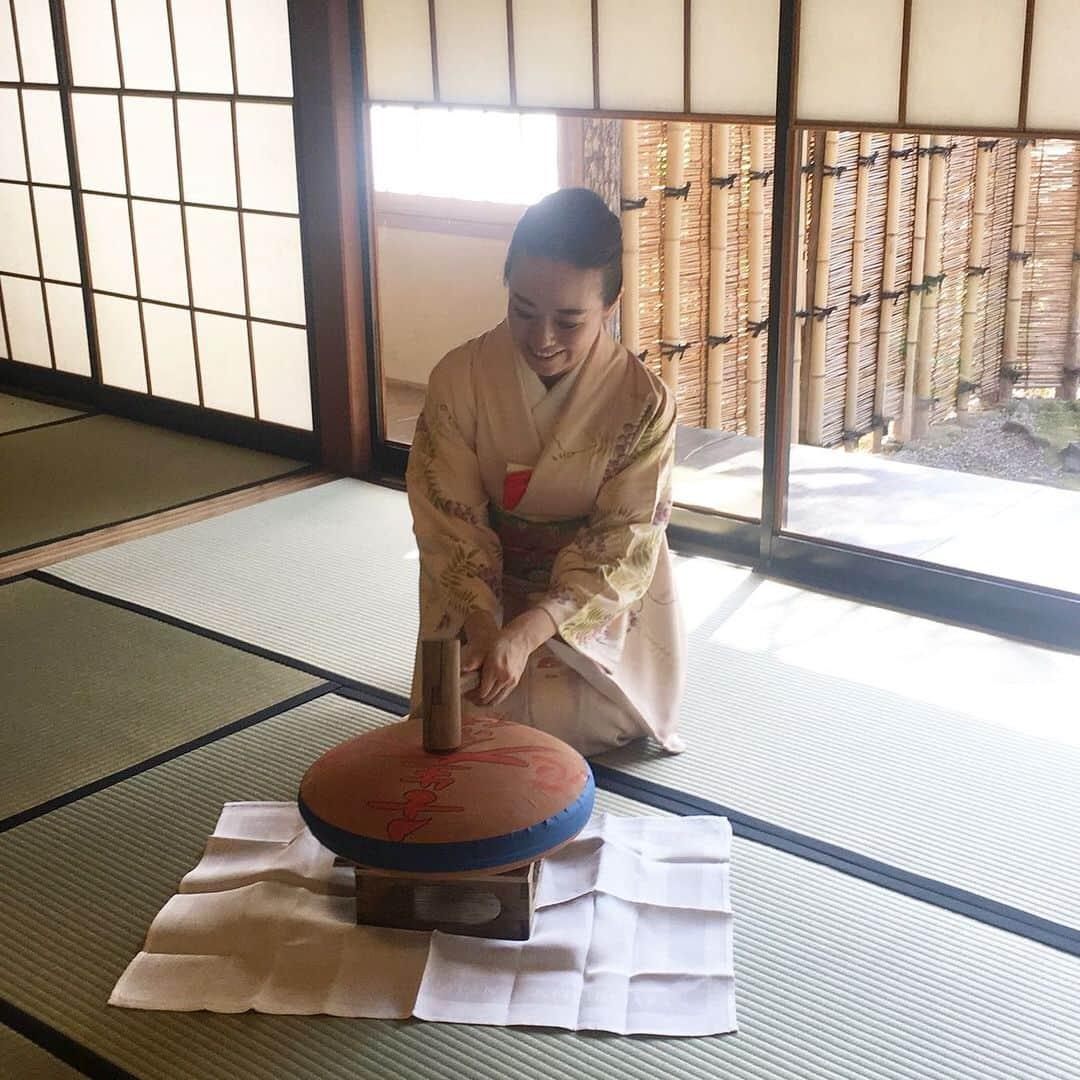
[110,803,736,1036]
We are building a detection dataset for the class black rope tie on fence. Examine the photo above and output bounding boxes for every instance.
[957,378,980,395]
[1001,364,1022,383]
[966,265,990,277]
[664,183,691,200]
[1016,137,1036,149]
[857,152,879,168]
[794,309,811,319]
[707,334,734,347]
[881,288,904,303]
[620,196,647,211]
[1009,250,1032,263]
[812,304,837,320]
[908,280,930,295]
[1072,251,1080,263]
[842,428,867,444]
[923,272,947,289]
[821,164,847,178]
[749,168,773,183]
[748,318,769,337]
[710,173,738,188]
[977,138,1000,151]
[919,144,955,158]
[660,341,691,359]
[888,147,914,160]
[850,292,873,307]
[801,161,816,175]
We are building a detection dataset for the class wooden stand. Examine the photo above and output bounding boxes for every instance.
[347,860,539,940]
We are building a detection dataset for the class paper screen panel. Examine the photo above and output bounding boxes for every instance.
[235,103,298,213]
[0,182,39,276]
[12,0,57,83]
[362,0,434,102]
[171,0,234,94]
[132,200,188,305]
[123,96,179,201]
[114,0,175,92]
[691,0,779,116]
[231,0,293,97]
[33,187,80,282]
[0,3,18,80]
[1027,0,1080,131]
[185,206,245,315]
[94,292,146,390]
[63,0,120,87]
[1,275,50,366]
[797,0,902,123]
[0,91,25,181]
[178,99,237,207]
[72,93,126,195]
[511,0,592,109]
[46,282,91,374]
[906,0,1026,128]
[22,90,68,185]
[433,0,510,106]
[143,301,199,403]
[252,321,311,428]
[82,194,136,294]
[195,311,254,416]
[243,213,305,325]
[597,0,683,112]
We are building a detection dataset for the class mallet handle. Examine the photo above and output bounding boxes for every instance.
[421,638,464,752]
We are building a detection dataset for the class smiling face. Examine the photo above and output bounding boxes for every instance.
[506,254,618,380]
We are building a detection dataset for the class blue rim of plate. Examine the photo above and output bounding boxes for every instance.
[298,768,595,873]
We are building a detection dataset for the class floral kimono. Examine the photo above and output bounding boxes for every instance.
[406,319,685,757]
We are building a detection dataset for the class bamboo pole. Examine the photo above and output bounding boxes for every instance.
[957,139,992,416]
[872,133,904,451]
[620,120,641,356]
[911,134,948,441]
[790,131,808,441]
[898,134,932,443]
[1001,138,1033,403]
[706,123,730,429]
[746,125,766,437]
[843,133,873,449]
[1064,156,1080,402]
[805,130,839,446]
[661,121,687,396]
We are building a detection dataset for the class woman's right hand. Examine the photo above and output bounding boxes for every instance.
[461,610,500,676]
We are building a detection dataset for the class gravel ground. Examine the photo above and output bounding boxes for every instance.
[885,400,1080,490]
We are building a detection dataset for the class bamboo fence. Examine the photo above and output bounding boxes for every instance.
[623,124,1080,448]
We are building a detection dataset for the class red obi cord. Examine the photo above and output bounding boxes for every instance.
[502,468,532,511]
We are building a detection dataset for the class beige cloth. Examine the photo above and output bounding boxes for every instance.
[407,321,686,755]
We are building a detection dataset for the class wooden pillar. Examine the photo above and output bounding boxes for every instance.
[790,130,808,441]
[661,122,688,396]
[620,120,641,356]
[898,134,932,443]
[706,123,730,430]
[746,125,767,437]
[1002,138,1033,403]
[289,0,373,474]
[805,130,838,447]
[872,133,904,450]
[1064,155,1080,401]
[843,133,873,449]
[957,139,993,415]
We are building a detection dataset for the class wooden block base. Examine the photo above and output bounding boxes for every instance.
[349,861,538,940]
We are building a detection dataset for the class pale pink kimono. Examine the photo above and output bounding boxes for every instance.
[406,320,685,757]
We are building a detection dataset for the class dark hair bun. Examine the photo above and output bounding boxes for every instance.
[504,187,623,307]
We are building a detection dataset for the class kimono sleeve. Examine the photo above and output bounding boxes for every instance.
[406,358,503,637]
[537,385,675,652]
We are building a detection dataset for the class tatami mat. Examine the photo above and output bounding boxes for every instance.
[48,478,1080,933]
[0,1024,85,1079]
[0,413,304,555]
[0,392,85,435]
[1,694,1076,1080]
[0,577,323,823]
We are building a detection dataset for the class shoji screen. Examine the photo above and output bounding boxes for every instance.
[0,0,91,375]
[61,0,313,429]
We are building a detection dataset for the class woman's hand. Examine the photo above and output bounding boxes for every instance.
[462,608,557,707]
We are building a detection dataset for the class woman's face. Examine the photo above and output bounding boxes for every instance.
[506,254,617,380]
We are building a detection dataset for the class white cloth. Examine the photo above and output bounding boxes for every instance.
[110,803,737,1036]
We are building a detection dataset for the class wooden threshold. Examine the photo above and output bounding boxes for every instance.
[0,469,336,579]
